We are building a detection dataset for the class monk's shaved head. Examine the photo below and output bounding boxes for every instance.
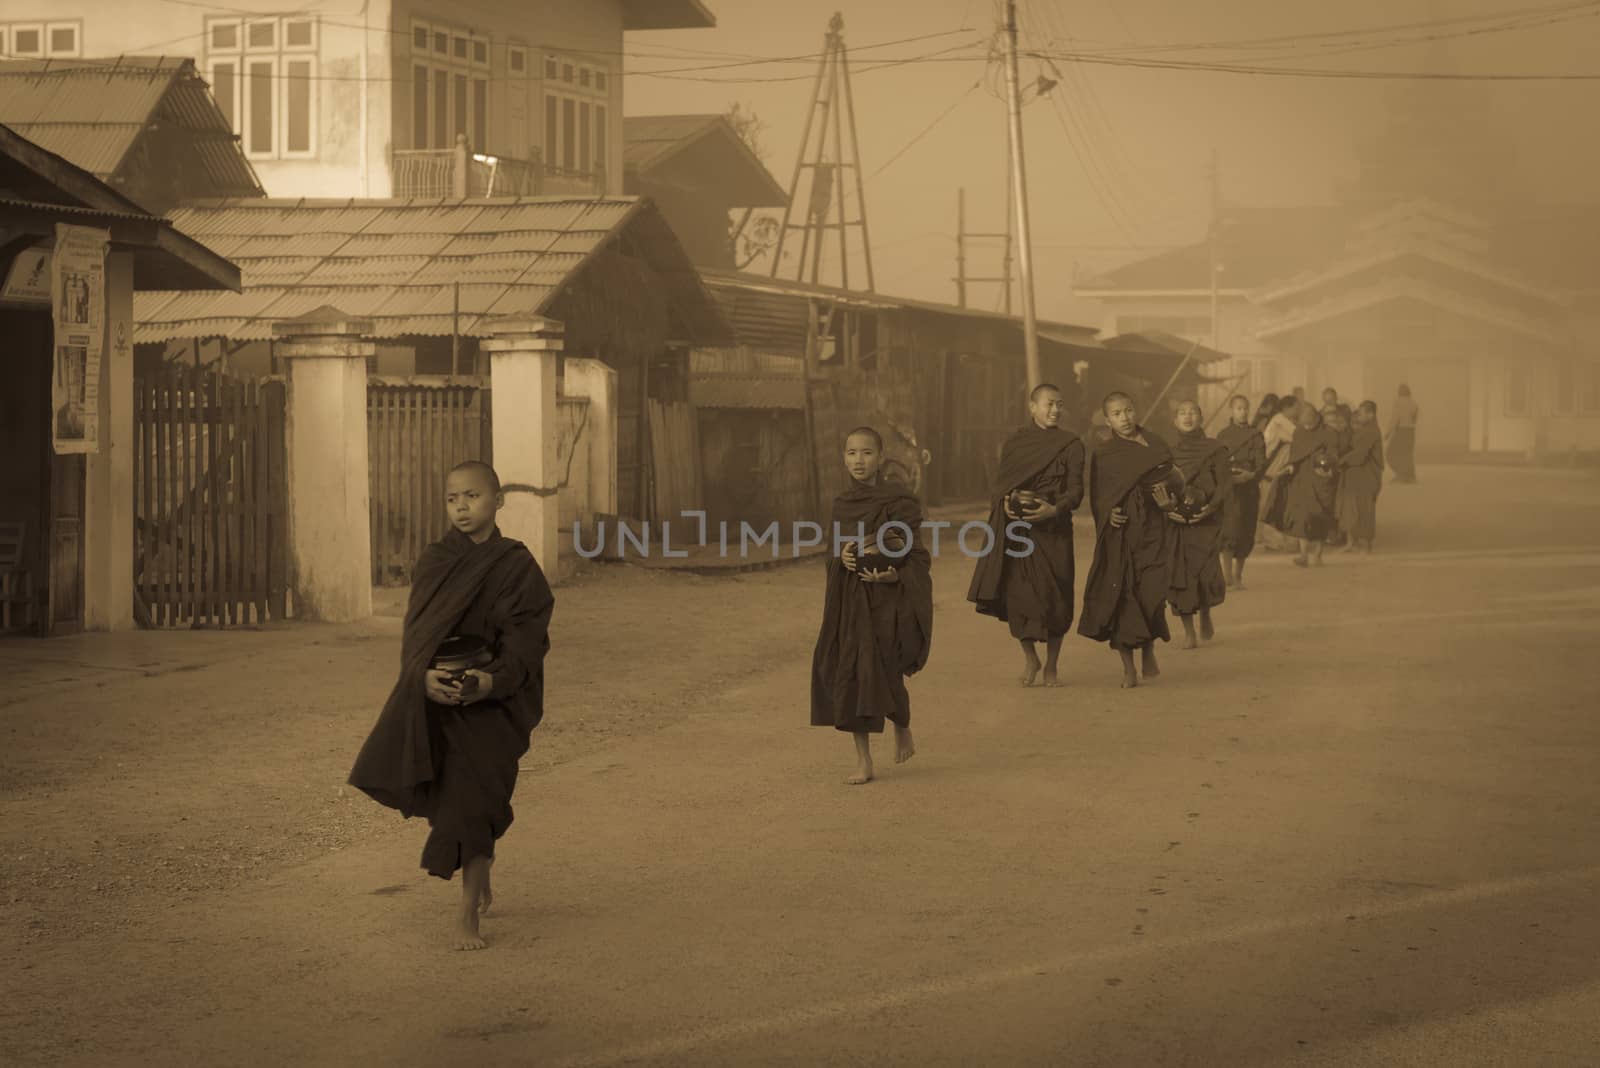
[1101,391,1133,415]
[449,460,501,494]
[1030,383,1062,403]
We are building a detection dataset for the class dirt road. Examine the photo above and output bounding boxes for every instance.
[4,464,1600,1067]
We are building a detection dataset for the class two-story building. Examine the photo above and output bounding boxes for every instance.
[3,1,715,199]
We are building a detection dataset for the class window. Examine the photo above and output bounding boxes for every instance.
[543,54,611,178]
[206,15,318,160]
[1505,365,1529,418]
[508,47,526,74]
[3,20,79,57]
[410,18,490,151]
[1554,360,1576,415]
[1579,365,1600,416]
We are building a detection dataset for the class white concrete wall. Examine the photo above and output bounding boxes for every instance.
[82,251,135,630]
[284,352,373,621]
[561,356,617,516]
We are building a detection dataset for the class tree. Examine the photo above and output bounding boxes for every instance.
[725,102,783,270]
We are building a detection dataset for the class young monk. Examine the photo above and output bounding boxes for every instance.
[811,427,934,785]
[967,383,1085,687]
[1215,394,1266,590]
[1257,395,1300,552]
[1324,405,1353,549]
[1165,400,1231,648]
[1277,405,1341,568]
[1338,400,1385,553]
[348,460,555,951]
[1078,392,1180,688]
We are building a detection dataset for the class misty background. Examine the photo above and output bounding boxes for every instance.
[629,0,1600,324]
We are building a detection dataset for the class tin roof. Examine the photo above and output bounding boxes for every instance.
[621,0,717,30]
[623,114,787,208]
[0,57,263,207]
[134,195,727,344]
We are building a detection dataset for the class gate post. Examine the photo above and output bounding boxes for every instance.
[272,307,374,622]
[482,316,562,576]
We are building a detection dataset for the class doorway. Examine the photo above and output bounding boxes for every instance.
[0,308,85,636]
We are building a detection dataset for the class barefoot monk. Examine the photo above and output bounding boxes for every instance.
[967,383,1085,688]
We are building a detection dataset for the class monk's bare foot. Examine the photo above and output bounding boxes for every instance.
[1042,668,1063,687]
[845,766,873,785]
[1235,579,1247,591]
[1121,671,1138,689]
[1200,613,1215,642]
[1293,556,1309,568]
[1020,650,1041,687]
[1142,647,1161,679]
[455,908,486,951]
[894,726,916,764]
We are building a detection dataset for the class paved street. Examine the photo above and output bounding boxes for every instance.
[4,463,1600,1067]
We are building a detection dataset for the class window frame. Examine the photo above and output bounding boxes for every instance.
[1504,364,1530,419]
[207,57,242,133]
[410,18,491,153]
[45,21,81,58]
[541,53,611,178]
[280,54,318,159]
[9,22,45,58]
[241,53,280,160]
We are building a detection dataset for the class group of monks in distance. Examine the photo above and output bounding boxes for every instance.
[808,380,1388,786]
[345,379,1393,949]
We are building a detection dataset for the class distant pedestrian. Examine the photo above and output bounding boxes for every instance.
[348,460,554,952]
[1276,406,1340,568]
[1078,392,1180,689]
[1387,384,1420,483]
[1165,400,1230,649]
[1338,401,1385,553]
[1321,386,1340,411]
[967,383,1085,688]
[1216,394,1267,589]
[811,427,933,785]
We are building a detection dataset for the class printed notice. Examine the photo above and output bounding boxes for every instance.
[51,224,109,455]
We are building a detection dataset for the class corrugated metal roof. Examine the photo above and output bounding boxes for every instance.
[0,57,262,201]
[623,114,788,208]
[623,115,723,169]
[137,195,728,344]
[689,373,806,410]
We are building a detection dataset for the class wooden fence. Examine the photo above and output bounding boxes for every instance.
[133,366,289,626]
[648,399,702,521]
[368,378,494,585]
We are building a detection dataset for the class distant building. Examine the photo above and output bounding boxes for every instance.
[623,114,787,269]
[0,1,717,199]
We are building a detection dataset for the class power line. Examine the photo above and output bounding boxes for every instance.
[866,80,982,180]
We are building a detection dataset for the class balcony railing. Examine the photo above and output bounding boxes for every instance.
[392,135,606,199]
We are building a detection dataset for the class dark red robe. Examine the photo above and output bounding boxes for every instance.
[811,477,934,734]
[1167,427,1230,615]
[1277,424,1340,541]
[966,424,1085,640]
[348,528,554,880]
[1337,423,1384,540]
[1077,428,1174,650]
[1215,422,1265,560]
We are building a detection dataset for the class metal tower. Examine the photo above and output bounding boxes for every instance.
[769,12,876,291]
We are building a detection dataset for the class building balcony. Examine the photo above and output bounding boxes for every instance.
[391,136,606,199]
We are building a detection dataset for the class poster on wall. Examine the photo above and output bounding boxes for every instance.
[1,246,51,303]
[51,224,109,455]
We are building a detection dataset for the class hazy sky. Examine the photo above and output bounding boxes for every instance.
[628,0,1600,323]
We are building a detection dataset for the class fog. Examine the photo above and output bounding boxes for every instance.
[630,0,1600,322]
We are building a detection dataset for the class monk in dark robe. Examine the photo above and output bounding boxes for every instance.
[1276,405,1340,568]
[1165,400,1231,649]
[967,383,1085,688]
[1324,404,1354,548]
[812,427,934,785]
[349,461,554,951]
[1216,394,1266,589]
[1078,392,1180,689]
[1338,400,1385,553]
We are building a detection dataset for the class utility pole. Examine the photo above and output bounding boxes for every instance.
[956,188,967,308]
[1208,147,1221,353]
[1002,0,1042,391]
[954,186,1013,310]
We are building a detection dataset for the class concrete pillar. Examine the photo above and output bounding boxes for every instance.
[272,307,374,623]
[483,316,562,572]
[561,357,618,518]
[84,251,136,630]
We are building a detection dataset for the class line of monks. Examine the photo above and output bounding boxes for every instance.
[810,383,1388,784]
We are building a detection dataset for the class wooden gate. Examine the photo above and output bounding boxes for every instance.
[133,365,289,627]
[368,379,493,585]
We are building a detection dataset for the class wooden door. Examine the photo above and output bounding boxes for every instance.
[45,452,85,635]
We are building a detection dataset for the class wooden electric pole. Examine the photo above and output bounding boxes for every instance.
[1002,0,1042,391]
[955,186,1014,311]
